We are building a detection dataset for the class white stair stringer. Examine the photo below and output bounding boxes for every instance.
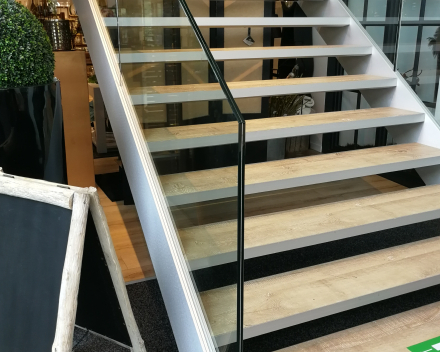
[300,0,440,185]
[72,0,218,351]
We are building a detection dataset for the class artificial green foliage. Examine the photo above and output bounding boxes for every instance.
[0,0,54,88]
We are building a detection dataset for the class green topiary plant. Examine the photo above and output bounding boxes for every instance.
[0,0,55,89]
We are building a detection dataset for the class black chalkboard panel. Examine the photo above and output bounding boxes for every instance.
[76,212,132,346]
[0,193,72,352]
[0,192,132,351]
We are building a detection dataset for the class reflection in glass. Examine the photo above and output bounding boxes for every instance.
[418,27,440,103]
[348,0,364,21]
[396,26,418,81]
[425,0,440,21]
[367,0,387,21]
[402,0,421,21]
[366,26,385,50]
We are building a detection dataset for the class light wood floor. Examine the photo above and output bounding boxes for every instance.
[94,157,155,283]
[94,156,119,175]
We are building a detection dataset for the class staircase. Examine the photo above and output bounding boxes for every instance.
[74,0,440,350]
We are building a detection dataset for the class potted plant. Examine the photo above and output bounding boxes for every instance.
[0,0,65,182]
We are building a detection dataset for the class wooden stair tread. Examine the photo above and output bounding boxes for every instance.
[173,176,406,229]
[105,17,351,28]
[160,143,440,205]
[180,184,440,269]
[276,302,440,351]
[145,108,423,152]
[119,45,372,62]
[130,74,393,95]
[201,236,440,339]
[130,75,396,104]
[122,45,368,54]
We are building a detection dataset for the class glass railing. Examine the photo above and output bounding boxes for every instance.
[97,0,245,349]
[92,0,439,349]
[345,0,440,120]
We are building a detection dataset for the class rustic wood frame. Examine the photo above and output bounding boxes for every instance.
[0,169,146,352]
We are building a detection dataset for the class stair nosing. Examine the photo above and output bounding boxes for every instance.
[162,143,440,206]
[274,302,440,351]
[201,237,440,345]
[104,17,351,28]
[145,108,424,152]
[238,276,440,343]
[130,75,397,105]
[181,185,440,270]
[118,45,372,63]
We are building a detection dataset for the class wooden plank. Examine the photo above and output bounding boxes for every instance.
[180,184,440,269]
[94,157,120,175]
[171,175,406,229]
[130,75,397,105]
[97,188,155,283]
[160,143,440,205]
[119,45,372,63]
[132,75,394,95]
[0,169,75,209]
[54,51,95,187]
[89,190,147,352]
[52,192,90,352]
[145,108,424,152]
[105,17,351,28]
[201,237,440,343]
[276,302,440,351]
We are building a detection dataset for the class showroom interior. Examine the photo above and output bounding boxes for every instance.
[1,0,440,351]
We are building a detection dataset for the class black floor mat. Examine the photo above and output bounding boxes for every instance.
[127,280,179,352]
[72,327,129,352]
[73,279,179,352]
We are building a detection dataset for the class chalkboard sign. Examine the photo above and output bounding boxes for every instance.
[0,169,146,352]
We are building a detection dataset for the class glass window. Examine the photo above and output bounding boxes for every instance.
[396,26,418,74]
[435,94,440,122]
[366,26,385,49]
[348,0,365,20]
[424,0,440,21]
[402,0,421,21]
[415,26,439,103]
[367,0,387,21]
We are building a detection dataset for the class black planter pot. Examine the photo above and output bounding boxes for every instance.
[0,80,66,183]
